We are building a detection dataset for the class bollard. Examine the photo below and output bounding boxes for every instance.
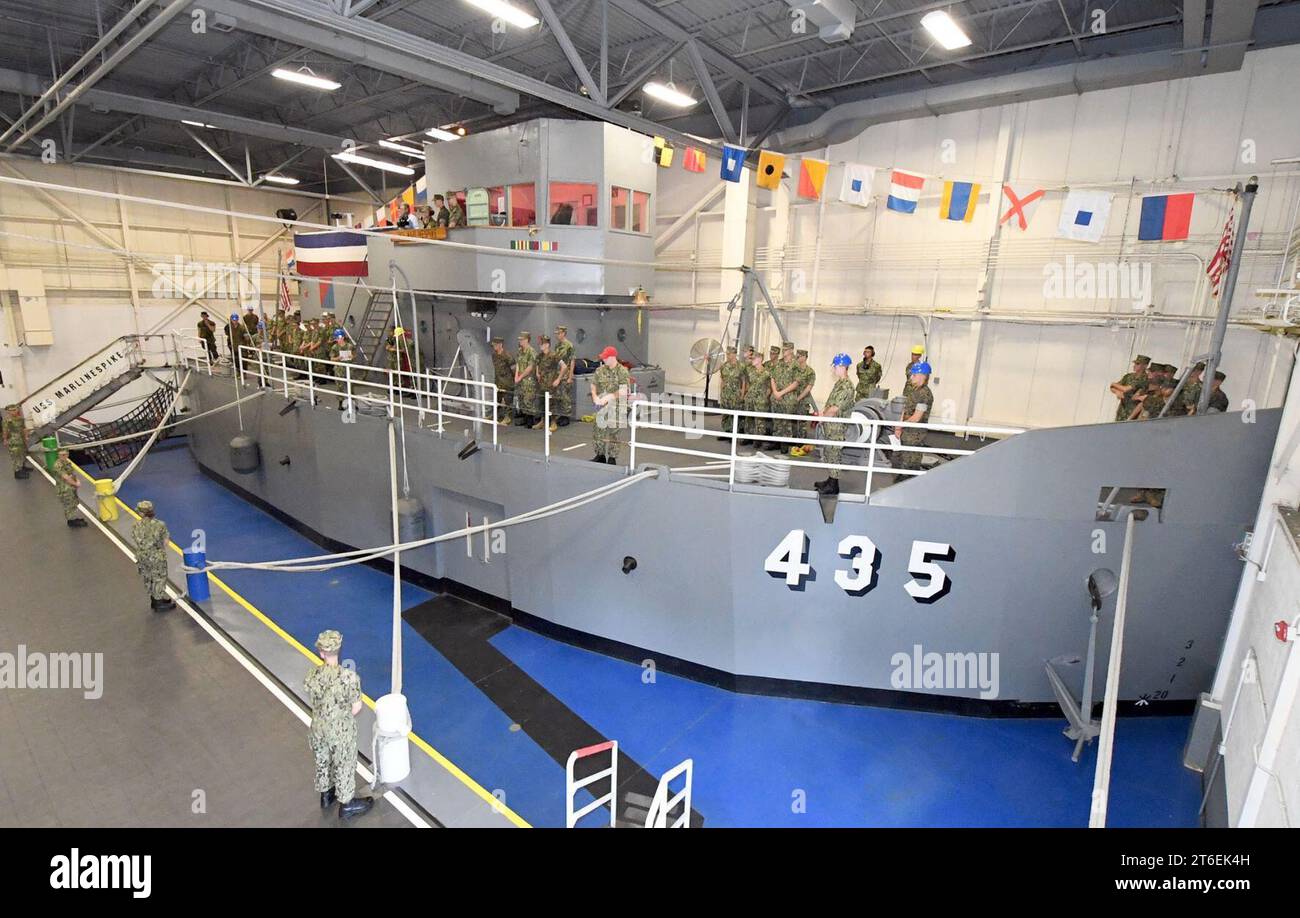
[41,436,58,471]
[94,479,118,521]
[372,693,412,786]
[183,550,210,602]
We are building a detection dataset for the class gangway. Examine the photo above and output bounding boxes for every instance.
[355,289,396,366]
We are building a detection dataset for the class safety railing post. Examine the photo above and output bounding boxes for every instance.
[544,391,551,460]
[345,363,352,411]
[435,377,444,434]
[728,409,738,490]
[306,355,315,406]
[629,402,638,469]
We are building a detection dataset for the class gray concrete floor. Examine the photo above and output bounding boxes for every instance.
[0,465,411,828]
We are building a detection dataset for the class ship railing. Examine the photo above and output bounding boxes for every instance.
[628,400,1022,500]
[172,331,215,375]
[235,345,500,445]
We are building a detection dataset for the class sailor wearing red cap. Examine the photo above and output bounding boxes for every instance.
[590,346,629,464]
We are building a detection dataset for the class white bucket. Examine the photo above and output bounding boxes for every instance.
[372,692,412,785]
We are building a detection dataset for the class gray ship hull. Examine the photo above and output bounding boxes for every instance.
[182,373,1278,714]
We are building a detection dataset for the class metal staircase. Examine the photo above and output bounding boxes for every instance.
[17,335,171,444]
[356,290,396,366]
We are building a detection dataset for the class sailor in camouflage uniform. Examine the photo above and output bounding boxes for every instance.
[893,362,934,472]
[763,344,780,369]
[717,346,745,440]
[304,630,374,819]
[1169,362,1204,417]
[903,344,926,384]
[813,354,857,496]
[769,341,800,449]
[794,349,817,446]
[1110,354,1150,421]
[590,346,630,464]
[553,326,576,426]
[327,330,355,409]
[743,351,772,449]
[491,337,515,425]
[855,346,882,401]
[3,403,29,479]
[513,332,539,427]
[532,336,564,432]
[51,449,87,527]
[1208,370,1229,413]
[130,500,175,611]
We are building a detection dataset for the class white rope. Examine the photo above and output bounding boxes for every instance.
[111,369,191,493]
[186,469,655,574]
[52,389,266,450]
[0,173,713,273]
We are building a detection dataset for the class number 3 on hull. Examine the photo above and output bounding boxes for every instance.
[764,529,955,603]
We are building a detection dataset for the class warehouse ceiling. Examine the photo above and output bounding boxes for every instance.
[2,0,1299,197]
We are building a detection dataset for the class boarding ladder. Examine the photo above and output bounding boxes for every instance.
[356,289,397,367]
[565,740,698,828]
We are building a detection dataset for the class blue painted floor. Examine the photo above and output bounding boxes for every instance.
[103,442,1201,828]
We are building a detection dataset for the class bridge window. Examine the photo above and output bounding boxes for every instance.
[611,186,651,234]
[631,190,650,233]
[550,182,597,226]
[509,183,536,226]
[611,186,629,229]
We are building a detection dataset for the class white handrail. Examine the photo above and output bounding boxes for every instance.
[628,398,1022,498]
[236,345,499,445]
[645,758,693,829]
[565,740,618,829]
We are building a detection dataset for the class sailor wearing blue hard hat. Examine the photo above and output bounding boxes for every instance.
[812,353,857,497]
[894,361,934,473]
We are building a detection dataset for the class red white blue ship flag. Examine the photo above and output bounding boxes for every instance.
[886,169,925,214]
[291,230,369,277]
[1137,192,1195,241]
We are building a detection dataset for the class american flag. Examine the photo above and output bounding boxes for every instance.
[278,252,294,313]
[1207,207,1235,297]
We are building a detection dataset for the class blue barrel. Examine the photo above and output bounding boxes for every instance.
[184,550,210,602]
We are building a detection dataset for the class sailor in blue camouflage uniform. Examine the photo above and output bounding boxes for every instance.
[304,630,374,819]
[131,500,175,611]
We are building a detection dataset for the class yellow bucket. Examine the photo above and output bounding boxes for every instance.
[94,478,118,522]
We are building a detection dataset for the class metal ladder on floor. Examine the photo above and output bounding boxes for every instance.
[356,289,396,366]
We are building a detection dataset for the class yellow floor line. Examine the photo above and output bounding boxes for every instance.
[72,460,532,828]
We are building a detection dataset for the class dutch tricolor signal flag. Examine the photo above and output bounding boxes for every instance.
[720,144,746,183]
[1137,192,1195,241]
[999,184,1045,231]
[292,230,369,277]
[886,169,925,214]
[1056,189,1114,243]
[839,163,876,207]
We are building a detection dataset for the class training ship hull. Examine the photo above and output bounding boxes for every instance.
[182,373,1277,714]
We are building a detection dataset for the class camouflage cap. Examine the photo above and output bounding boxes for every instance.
[135,499,154,513]
[781,340,794,350]
[1193,361,1206,371]
[796,349,808,357]
[555,325,567,333]
[518,331,531,340]
[315,630,343,653]
[1134,354,1150,365]
[768,345,780,354]
[491,336,504,345]
[4,403,17,411]
[1214,370,1226,381]
[539,335,551,344]
[725,346,737,354]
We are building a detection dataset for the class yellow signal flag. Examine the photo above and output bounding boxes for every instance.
[756,150,785,190]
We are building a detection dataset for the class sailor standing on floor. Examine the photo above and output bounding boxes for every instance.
[590,346,630,464]
[894,363,933,472]
[855,346,882,400]
[903,344,926,382]
[533,335,564,433]
[1110,354,1150,422]
[813,354,857,496]
[553,325,575,427]
[491,337,515,425]
[717,346,745,441]
[513,331,539,428]
[1208,370,1229,412]
[131,500,175,612]
[52,448,87,528]
[197,311,219,362]
[743,350,773,450]
[3,404,29,479]
[304,630,374,820]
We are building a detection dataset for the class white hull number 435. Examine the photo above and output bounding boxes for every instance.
[764,529,955,602]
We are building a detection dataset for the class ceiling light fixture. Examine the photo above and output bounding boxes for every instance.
[643,81,697,108]
[426,127,460,141]
[332,151,414,176]
[379,139,425,157]
[920,10,972,50]
[262,174,300,185]
[271,67,342,91]
[181,119,217,129]
[463,0,539,29]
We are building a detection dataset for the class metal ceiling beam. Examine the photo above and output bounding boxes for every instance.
[684,40,736,144]
[606,40,683,108]
[331,157,385,206]
[1206,0,1260,70]
[0,68,350,151]
[0,0,155,148]
[184,126,252,185]
[536,0,607,105]
[605,0,789,106]
[204,0,729,154]
[201,0,521,113]
[2,0,193,153]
